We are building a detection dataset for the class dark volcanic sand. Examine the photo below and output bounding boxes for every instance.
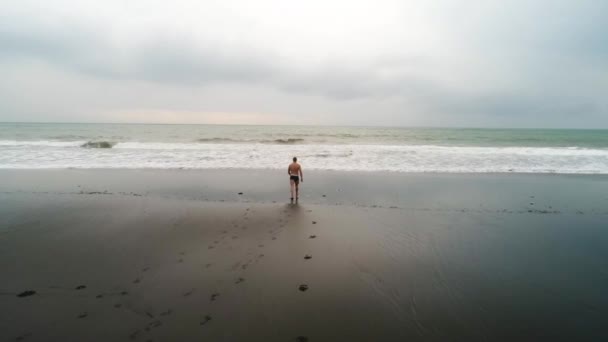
[1,169,608,341]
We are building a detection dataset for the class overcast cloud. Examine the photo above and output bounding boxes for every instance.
[1,0,607,127]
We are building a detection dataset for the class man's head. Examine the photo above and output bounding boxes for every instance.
[293,157,297,162]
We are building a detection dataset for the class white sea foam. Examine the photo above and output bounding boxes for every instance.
[0,140,86,147]
[1,141,608,173]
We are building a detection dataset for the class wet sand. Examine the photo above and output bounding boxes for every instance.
[1,169,608,341]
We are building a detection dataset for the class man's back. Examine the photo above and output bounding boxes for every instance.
[288,162,301,175]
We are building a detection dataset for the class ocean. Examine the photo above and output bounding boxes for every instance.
[1,123,607,173]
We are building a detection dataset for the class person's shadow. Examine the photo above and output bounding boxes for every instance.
[285,201,303,216]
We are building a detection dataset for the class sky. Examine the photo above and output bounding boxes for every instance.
[0,0,607,128]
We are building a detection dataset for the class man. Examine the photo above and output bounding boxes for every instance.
[288,157,303,202]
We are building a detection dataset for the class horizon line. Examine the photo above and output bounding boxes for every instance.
[0,121,607,130]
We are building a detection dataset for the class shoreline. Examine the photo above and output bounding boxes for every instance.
[2,169,607,214]
[5,166,608,175]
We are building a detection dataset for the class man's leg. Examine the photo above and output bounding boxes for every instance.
[295,182,299,200]
[290,179,295,200]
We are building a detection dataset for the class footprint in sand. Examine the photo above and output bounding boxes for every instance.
[309,235,316,239]
[200,315,212,325]
[304,255,312,260]
[298,284,309,292]
[205,263,212,268]
[133,277,141,284]
[312,221,317,224]
[145,320,162,331]
[129,330,141,340]
[78,312,88,319]
[295,337,309,342]
[142,267,150,272]
[160,309,173,316]
[235,277,245,284]
[121,291,129,296]
[114,304,122,308]
[210,293,220,301]
[75,285,87,290]
[182,289,195,297]
[96,294,104,299]
[15,333,32,341]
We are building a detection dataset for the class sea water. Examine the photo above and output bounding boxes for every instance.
[1,123,607,173]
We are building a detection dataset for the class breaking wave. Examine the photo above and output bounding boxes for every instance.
[2,142,608,173]
[81,141,115,148]
[265,138,305,144]
[196,138,239,143]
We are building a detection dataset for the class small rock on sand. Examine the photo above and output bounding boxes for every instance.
[304,255,312,260]
[309,235,316,239]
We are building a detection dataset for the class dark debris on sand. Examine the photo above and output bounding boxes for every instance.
[304,254,312,260]
[298,284,309,292]
[296,336,309,341]
[17,290,36,298]
[309,235,316,239]
[75,285,86,290]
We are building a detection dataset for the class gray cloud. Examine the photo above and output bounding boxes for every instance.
[0,0,607,127]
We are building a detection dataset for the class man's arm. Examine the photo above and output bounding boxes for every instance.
[299,167,303,182]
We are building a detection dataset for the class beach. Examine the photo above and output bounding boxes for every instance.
[1,169,607,341]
